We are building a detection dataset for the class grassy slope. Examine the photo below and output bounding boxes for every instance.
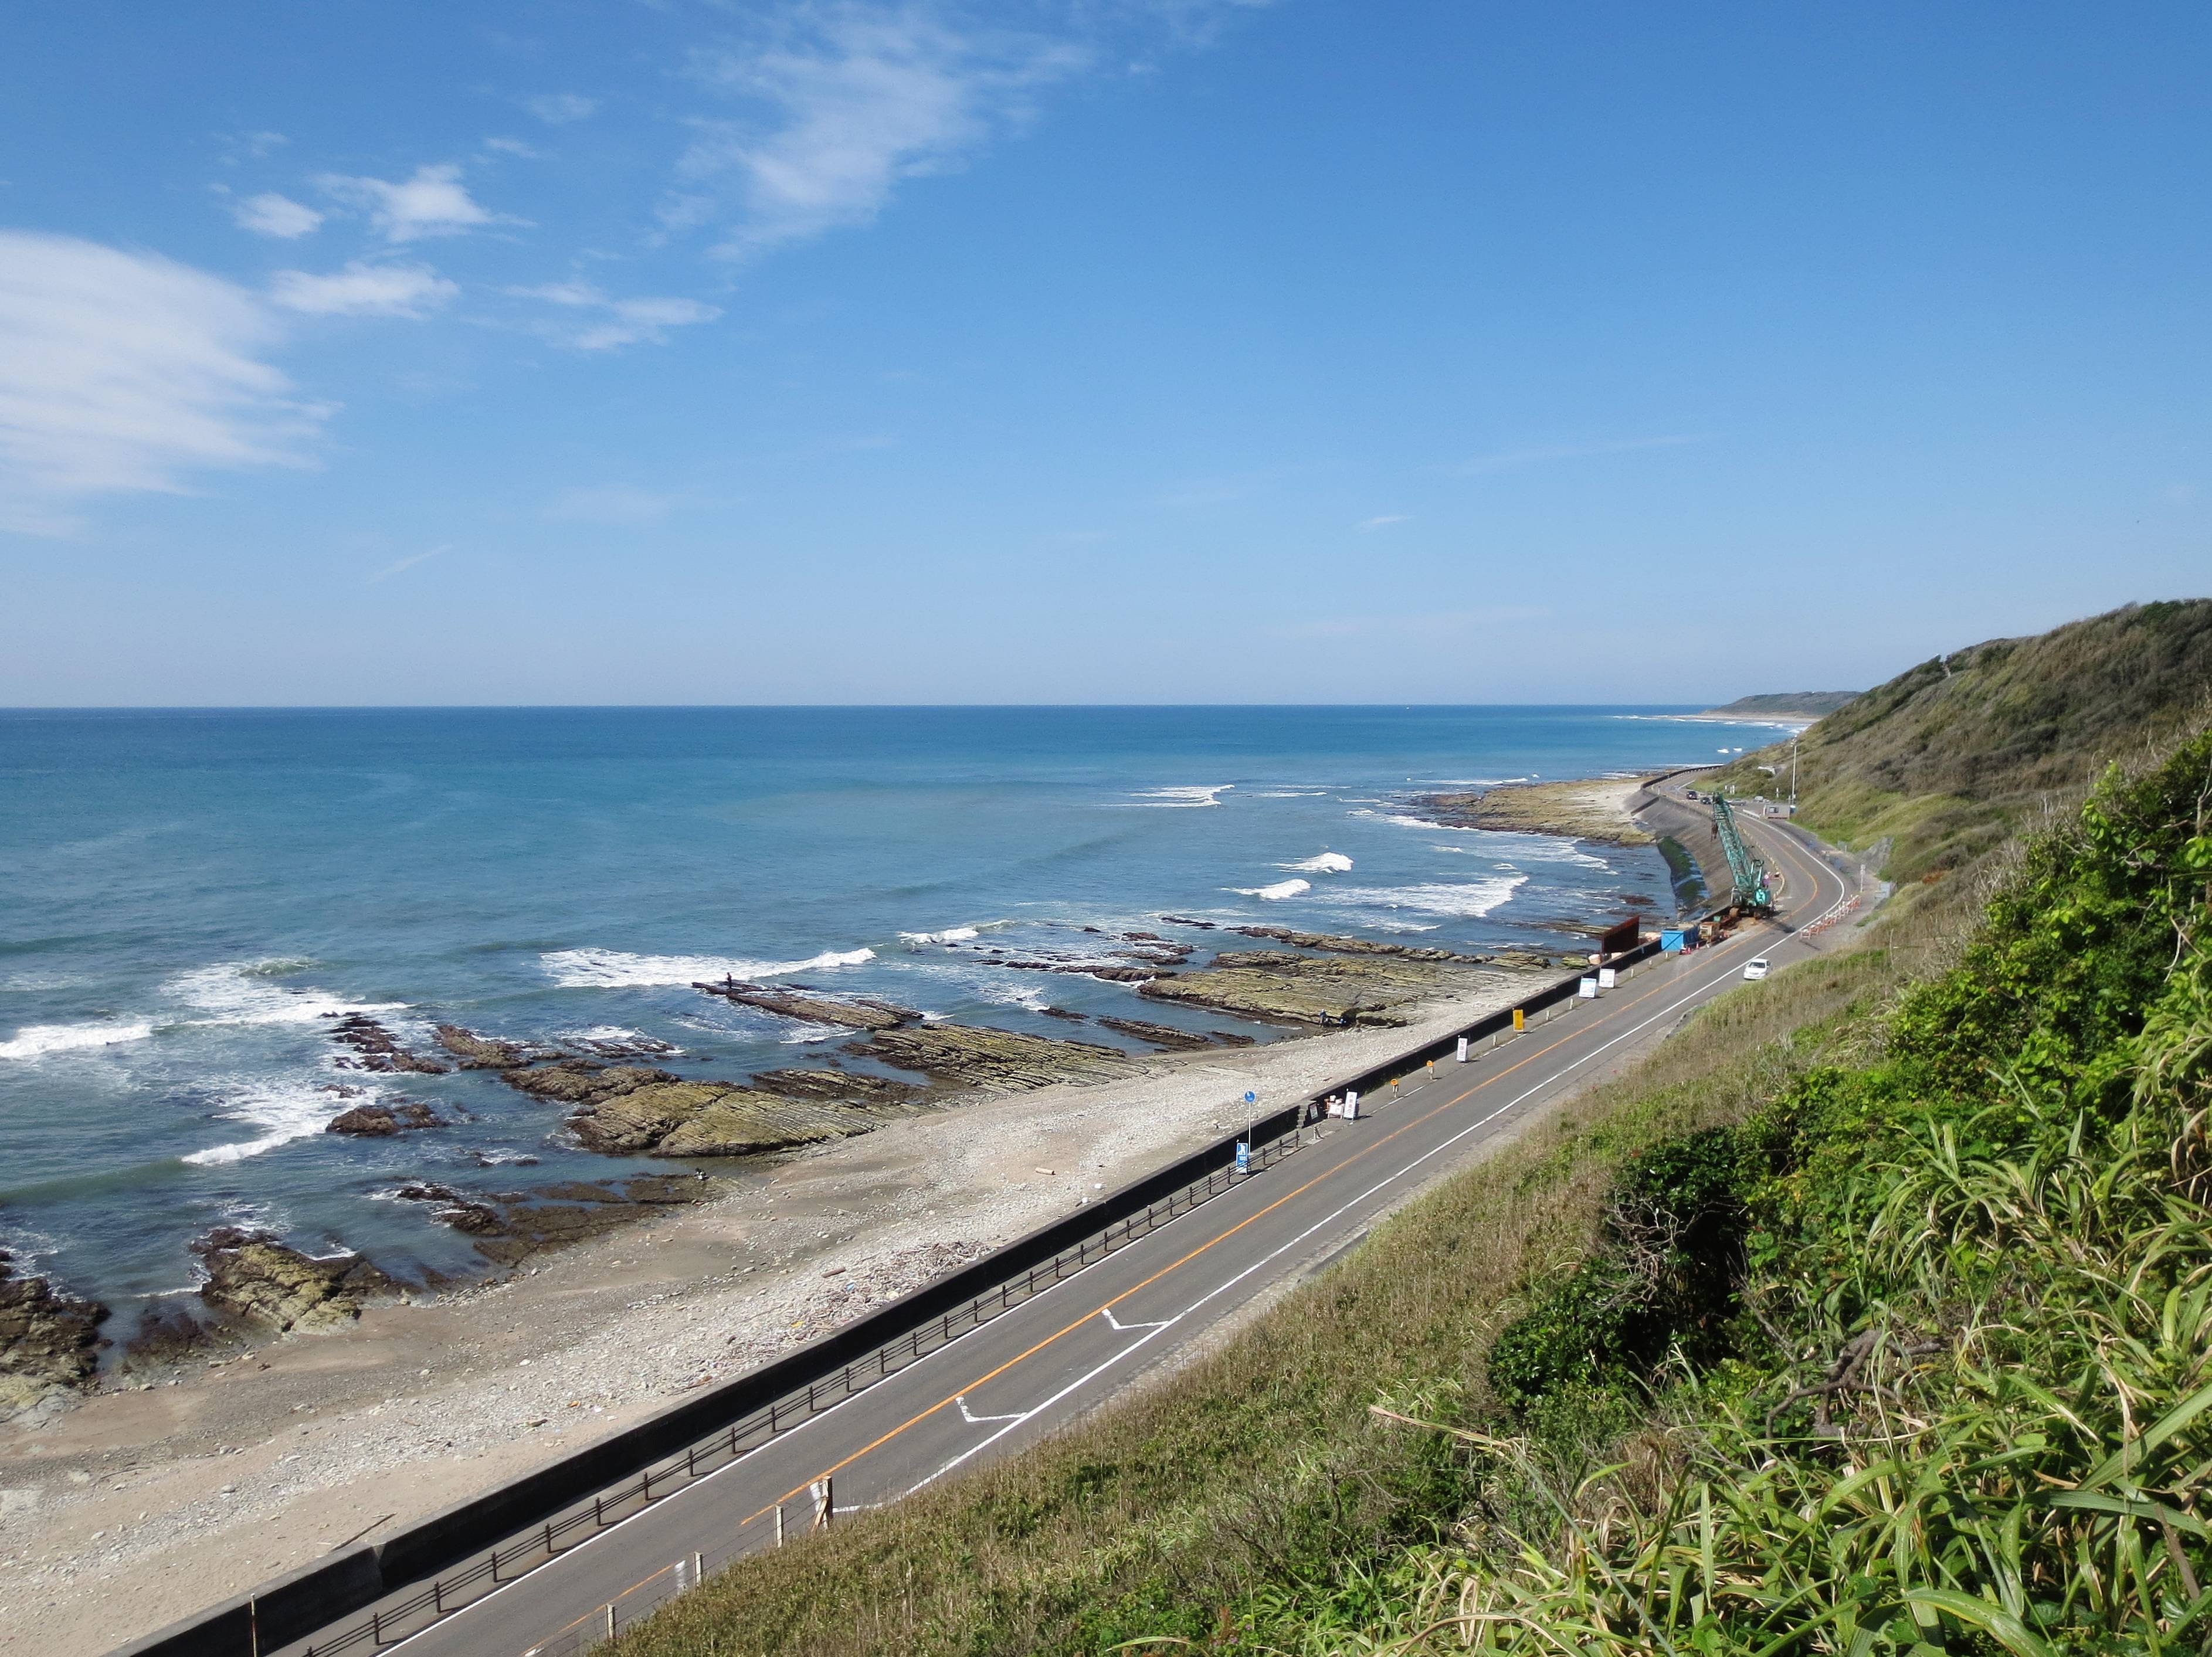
[618,897,1966,1656]
[1210,718,2212,1656]
[1708,599,2212,881]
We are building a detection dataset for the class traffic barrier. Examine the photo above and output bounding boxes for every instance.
[115,949,1667,1657]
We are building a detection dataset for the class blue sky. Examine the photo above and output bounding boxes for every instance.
[1,2,2204,705]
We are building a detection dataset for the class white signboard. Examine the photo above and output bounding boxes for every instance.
[1597,967,1617,990]
[1456,1037,1469,1062]
[1344,1089,1359,1119]
[1579,977,1598,999]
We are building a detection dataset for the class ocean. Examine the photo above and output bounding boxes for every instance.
[0,705,1784,1332]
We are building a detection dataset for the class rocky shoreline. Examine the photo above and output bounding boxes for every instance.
[1412,775,1656,844]
[1,969,1562,1656]
[0,905,1605,1424]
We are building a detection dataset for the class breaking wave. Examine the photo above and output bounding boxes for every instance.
[1279,853,1353,874]
[0,1020,154,1062]
[168,962,403,1027]
[1324,875,1529,919]
[183,1077,367,1167]
[541,946,875,989]
[1118,785,1234,809]
[1231,878,1312,902]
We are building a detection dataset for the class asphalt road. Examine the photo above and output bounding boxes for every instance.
[289,800,1853,1657]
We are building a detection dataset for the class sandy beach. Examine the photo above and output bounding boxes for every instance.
[0,972,1549,1656]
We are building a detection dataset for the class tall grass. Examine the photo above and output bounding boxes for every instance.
[615,907,1932,1656]
[1198,725,2212,1655]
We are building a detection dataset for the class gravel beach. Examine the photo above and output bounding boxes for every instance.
[0,972,1547,1656]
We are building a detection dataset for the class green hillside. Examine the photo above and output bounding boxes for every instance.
[1709,599,2212,881]
[1701,691,1858,717]
[615,714,2212,1657]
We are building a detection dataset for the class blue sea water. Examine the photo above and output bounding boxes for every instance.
[0,705,1784,1332]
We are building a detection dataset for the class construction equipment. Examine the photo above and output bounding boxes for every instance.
[1711,796,1771,909]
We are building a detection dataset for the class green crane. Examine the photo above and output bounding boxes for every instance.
[1711,796,1771,909]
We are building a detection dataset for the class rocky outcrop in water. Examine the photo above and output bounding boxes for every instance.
[1223,926,1494,963]
[434,1024,531,1069]
[1094,1015,1217,1051]
[0,1252,108,1418]
[694,982,921,1030]
[856,1024,1142,1091]
[326,1099,440,1136]
[192,1229,395,1333]
[392,1175,721,1268]
[327,1013,448,1074]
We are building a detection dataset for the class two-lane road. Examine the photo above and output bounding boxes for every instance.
[281,805,1854,1657]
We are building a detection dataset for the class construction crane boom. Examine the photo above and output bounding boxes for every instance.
[1711,796,1771,909]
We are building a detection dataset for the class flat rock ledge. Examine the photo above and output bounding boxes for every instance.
[1413,779,1654,846]
[855,1024,1144,1091]
[503,1061,878,1157]
[191,1228,396,1335]
[694,981,921,1031]
[392,1174,720,1268]
[1141,950,1517,1028]
[0,1250,108,1420]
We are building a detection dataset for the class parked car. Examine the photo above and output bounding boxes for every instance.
[1742,957,1770,980]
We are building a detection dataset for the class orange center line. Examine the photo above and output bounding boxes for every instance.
[734,924,1768,1528]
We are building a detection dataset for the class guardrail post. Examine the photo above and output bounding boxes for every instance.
[775,1502,785,1547]
[812,1476,833,1530]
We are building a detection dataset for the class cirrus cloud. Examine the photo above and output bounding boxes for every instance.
[269,261,459,318]
[0,231,325,537]
[230,192,324,239]
[507,280,721,349]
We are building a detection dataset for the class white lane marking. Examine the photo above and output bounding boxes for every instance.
[955,1395,1025,1425]
[904,942,1769,1495]
[1101,1305,1174,1333]
[393,915,1783,1657]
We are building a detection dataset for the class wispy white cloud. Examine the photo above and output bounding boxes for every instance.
[482,136,544,159]
[317,162,515,242]
[524,92,600,125]
[0,232,325,537]
[672,9,1088,258]
[269,262,459,318]
[218,130,289,164]
[507,280,721,349]
[368,544,449,582]
[230,192,324,239]
[545,484,685,525]
[1359,513,1410,531]
[1451,434,1707,476]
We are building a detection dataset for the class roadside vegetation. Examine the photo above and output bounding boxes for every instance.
[619,718,2211,1656]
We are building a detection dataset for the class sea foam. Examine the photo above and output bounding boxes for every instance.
[1325,875,1529,919]
[182,1077,368,1167]
[1119,785,1234,809]
[1231,878,1312,902]
[542,946,875,989]
[168,962,403,1027]
[0,1020,154,1062]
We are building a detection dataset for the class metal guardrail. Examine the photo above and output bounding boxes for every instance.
[500,948,1682,1657]
[291,1128,1317,1656]
[132,946,1679,1657]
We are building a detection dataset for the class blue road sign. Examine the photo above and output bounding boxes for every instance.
[1235,1140,1250,1174]
[1244,1091,1256,1105]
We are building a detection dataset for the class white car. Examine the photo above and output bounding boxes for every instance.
[1742,957,1770,980]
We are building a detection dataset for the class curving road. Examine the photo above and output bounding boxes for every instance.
[270,798,1857,1657]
